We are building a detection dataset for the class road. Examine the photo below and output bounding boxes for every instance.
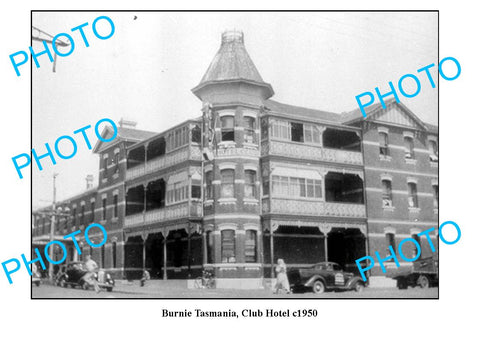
[32,282,439,299]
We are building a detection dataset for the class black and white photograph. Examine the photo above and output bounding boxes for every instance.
[30,11,438,299]
[1,2,478,339]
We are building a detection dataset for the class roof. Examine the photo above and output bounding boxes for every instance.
[199,31,265,84]
[341,98,438,133]
[264,99,342,124]
[116,127,158,141]
[193,31,274,98]
[93,126,157,153]
[425,123,438,133]
[341,98,399,124]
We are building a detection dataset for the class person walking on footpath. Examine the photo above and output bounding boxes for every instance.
[85,255,101,293]
[140,269,150,287]
[274,259,291,294]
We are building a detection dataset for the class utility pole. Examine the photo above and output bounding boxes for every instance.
[48,173,58,281]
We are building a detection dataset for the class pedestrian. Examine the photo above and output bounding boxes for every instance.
[140,269,150,287]
[274,259,291,294]
[84,255,101,293]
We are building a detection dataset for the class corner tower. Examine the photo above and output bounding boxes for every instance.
[192,31,273,288]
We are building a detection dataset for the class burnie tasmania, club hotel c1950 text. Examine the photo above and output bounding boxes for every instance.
[32,31,439,289]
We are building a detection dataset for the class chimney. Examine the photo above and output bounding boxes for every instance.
[85,174,94,190]
[118,118,137,128]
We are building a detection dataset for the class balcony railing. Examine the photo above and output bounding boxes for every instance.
[126,146,202,181]
[262,140,363,165]
[124,201,202,228]
[262,198,366,218]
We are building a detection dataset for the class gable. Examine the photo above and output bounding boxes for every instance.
[368,102,426,130]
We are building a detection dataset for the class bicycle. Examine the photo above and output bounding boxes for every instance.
[194,269,215,289]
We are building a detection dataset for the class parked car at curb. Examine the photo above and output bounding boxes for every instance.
[55,262,115,292]
[287,262,366,294]
[387,256,438,289]
[32,272,41,286]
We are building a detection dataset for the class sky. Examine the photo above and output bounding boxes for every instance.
[32,11,438,208]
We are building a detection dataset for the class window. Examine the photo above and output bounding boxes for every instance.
[291,122,304,142]
[112,242,117,268]
[244,170,256,198]
[271,119,290,140]
[90,201,95,223]
[304,124,320,144]
[433,185,439,209]
[102,198,107,220]
[103,157,108,178]
[221,169,235,198]
[221,229,235,263]
[412,234,422,259]
[272,176,289,196]
[206,231,213,264]
[80,205,85,226]
[205,171,213,199]
[272,175,322,198]
[386,232,396,254]
[191,125,201,143]
[404,136,415,159]
[429,140,438,162]
[101,244,105,268]
[173,182,186,202]
[379,132,389,156]
[289,177,306,197]
[407,182,418,208]
[382,180,393,207]
[113,195,118,218]
[191,183,201,199]
[244,116,255,143]
[114,152,119,173]
[221,116,235,142]
[72,208,77,226]
[245,230,257,262]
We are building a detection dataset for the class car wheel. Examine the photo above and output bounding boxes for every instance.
[354,282,364,293]
[397,279,408,290]
[312,280,325,294]
[418,275,430,289]
[106,287,113,292]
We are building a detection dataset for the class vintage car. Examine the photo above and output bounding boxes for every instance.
[32,272,41,286]
[55,262,115,292]
[387,256,438,289]
[287,262,365,294]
